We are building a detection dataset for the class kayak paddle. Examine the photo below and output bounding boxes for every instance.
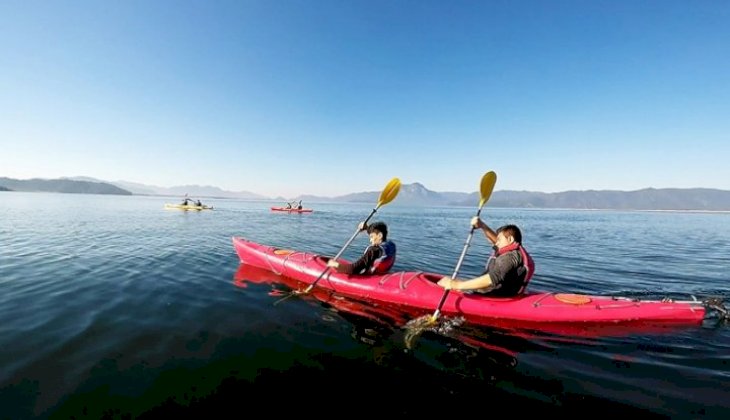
[404,171,497,345]
[274,177,401,305]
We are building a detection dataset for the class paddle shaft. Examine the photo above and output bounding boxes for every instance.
[303,206,380,293]
[431,207,485,320]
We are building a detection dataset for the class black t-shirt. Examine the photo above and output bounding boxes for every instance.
[482,249,525,297]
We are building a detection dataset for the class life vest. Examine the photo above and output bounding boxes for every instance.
[491,241,535,294]
[370,240,396,274]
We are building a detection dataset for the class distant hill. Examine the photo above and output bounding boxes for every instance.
[296,183,730,211]
[4,176,730,210]
[114,181,267,199]
[450,188,730,211]
[0,177,132,195]
[64,177,266,199]
[298,182,466,206]
[0,185,10,191]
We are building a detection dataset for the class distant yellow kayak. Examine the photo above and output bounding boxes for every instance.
[164,203,214,211]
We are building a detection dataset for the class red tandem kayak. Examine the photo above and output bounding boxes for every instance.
[270,207,313,213]
[232,263,713,340]
[232,236,716,327]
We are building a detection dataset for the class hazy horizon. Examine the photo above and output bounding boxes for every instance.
[3,174,729,199]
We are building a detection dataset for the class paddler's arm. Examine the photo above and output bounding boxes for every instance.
[325,222,372,274]
[471,216,497,244]
[327,246,379,275]
[437,273,493,291]
[327,259,353,274]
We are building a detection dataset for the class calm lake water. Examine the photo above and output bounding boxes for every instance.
[1,192,729,418]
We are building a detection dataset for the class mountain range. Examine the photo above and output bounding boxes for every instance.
[1,176,730,211]
[0,177,131,195]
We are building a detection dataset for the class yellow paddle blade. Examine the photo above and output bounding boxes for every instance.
[376,177,401,208]
[478,171,497,208]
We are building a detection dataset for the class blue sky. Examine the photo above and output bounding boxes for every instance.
[1,0,729,197]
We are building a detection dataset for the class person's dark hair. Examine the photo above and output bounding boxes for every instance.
[367,221,388,241]
[497,224,522,243]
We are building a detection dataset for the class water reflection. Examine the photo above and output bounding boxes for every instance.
[231,263,730,417]
[233,264,521,372]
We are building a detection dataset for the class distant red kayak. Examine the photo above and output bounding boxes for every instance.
[231,236,721,328]
[270,207,313,213]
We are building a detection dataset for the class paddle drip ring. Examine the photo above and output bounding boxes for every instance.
[554,293,592,305]
[703,297,728,321]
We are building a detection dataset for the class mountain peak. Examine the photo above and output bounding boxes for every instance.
[403,182,429,192]
[407,181,426,188]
